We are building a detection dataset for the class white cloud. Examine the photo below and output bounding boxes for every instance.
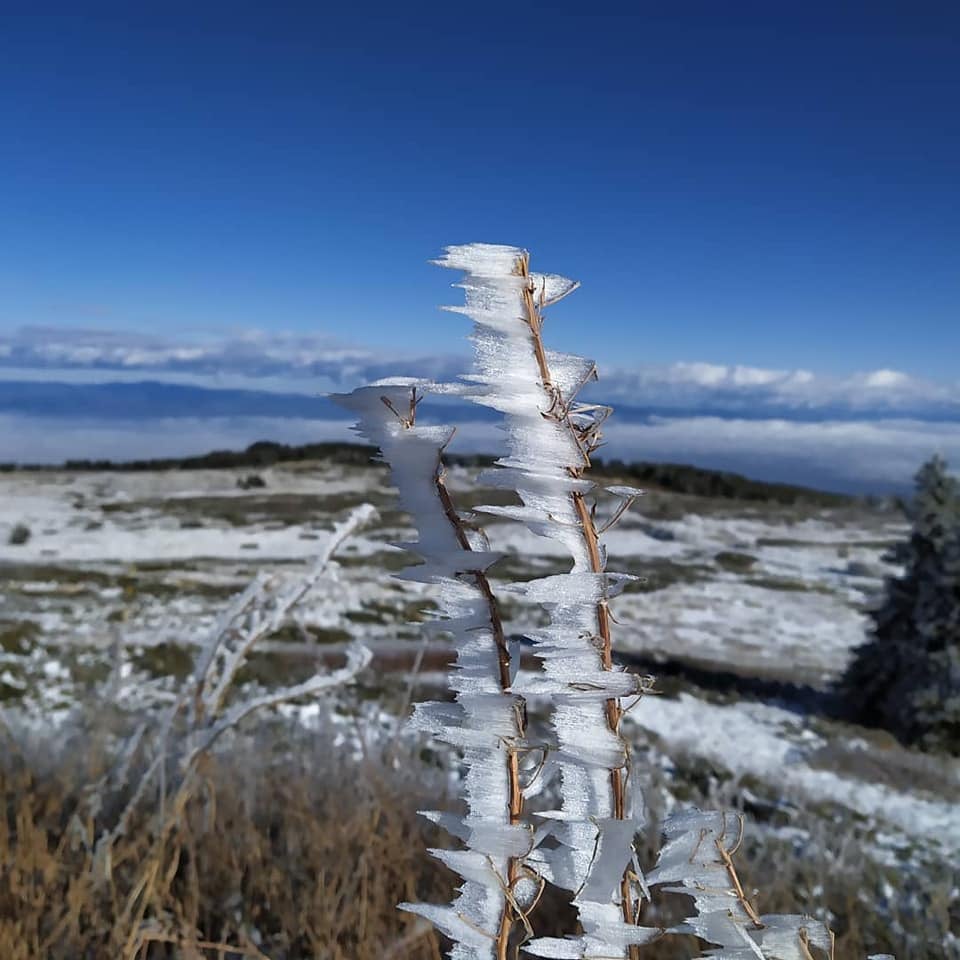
[2,323,959,427]
[600,416,960,490]
[0,325,465,393]
[668,361,730,386]
[1,411,956,493]
[861,368,912,388]
[596,360,960,419]
[729,365,785,387]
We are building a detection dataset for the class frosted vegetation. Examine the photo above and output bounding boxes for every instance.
[335,245,903,960]
[1,246,956,958]
[840,455,960,754]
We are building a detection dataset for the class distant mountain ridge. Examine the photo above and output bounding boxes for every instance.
[2,379,959,425]
[2,379,954,496]
[0,379,344,420]
[0,437,865,508]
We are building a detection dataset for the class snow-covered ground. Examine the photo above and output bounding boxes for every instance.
[1,462,906,687]
[630,693,960,855]
[2,460,956,915]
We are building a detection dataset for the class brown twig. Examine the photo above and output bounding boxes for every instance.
[387,388,528,960]
[134,929,273,959]
[380,386,422,429]
[714,814,764,930]
[515,252,642,957]
[439,461,526,960]
[797,928,817,960]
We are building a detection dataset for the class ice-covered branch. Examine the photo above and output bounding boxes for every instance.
[434,244,652,959]
[93,505,376,891]
[197,503,377,721]
[335,243,883,960]
[185,643,373,765]
[336,384,532,960]
[648,809,834,960]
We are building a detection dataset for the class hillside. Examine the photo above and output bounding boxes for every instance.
[0,439,871,508]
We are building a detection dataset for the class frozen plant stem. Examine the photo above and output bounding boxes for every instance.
[413,399,529,958]
[515,252,638,944]
[435,244,653,959]
[336,384,532,960]
[87,505,376,956]
[345,244,860,960]
[431,434,512,691]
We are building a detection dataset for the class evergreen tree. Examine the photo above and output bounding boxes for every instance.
[840,455,960,753]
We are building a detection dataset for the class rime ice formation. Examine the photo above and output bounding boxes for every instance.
[647,810,834,960]
[338,245,875,960]
[433,244,653,958]
[336,383,529,960]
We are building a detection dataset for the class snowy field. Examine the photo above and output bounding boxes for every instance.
[0,460,907,689]
[1,459,957,953]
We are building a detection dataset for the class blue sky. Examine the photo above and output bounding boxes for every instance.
[2,3,958,378]
[1,4,959,489]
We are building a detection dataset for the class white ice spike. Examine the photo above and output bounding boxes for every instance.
[435,244,653,958]
[335,381,529,960]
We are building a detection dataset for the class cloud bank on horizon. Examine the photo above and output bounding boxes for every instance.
[4,325,960,418]
[2,325,958,493]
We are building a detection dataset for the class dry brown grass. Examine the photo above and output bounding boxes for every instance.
[0,720,454,960]
[0,716,952,959]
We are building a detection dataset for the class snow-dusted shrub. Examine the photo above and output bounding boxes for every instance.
[340,244,869,960]
[841,454,960,754]
[89,506,375,955]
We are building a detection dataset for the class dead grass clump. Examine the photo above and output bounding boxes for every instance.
[731,830,957,960]
[2,717,952,959]
[0,723,453,960]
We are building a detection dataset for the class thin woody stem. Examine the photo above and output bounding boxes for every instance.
[434,467,513,693]
[435,465,525,959]
[392,392,526,960]
[715,814,764,930]
[516,253,641,955]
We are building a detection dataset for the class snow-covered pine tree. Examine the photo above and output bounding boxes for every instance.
[840,454,960,754]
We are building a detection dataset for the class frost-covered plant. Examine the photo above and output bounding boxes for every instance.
[88,505,375,955]
[340,244,875,960]
[337,385,532,958]
[646,810,836,960]
[841,454,960,754]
